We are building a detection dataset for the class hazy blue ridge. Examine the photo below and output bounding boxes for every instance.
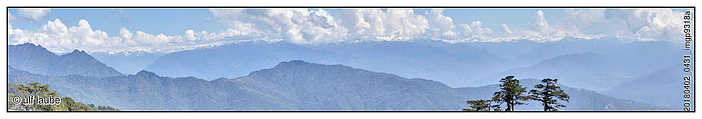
[144,39,680,89]
[90,51,164,75]
[8,60,668,111]
[8,43,123,78]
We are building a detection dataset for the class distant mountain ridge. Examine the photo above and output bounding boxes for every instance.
[143,39,681,89]
[144,40,509,87]
[486,40,681,91]
[8,43,123,78]
[90,51,163,74]
[8,60,667,111]
[604,66,693,109]
[7,40,683,111]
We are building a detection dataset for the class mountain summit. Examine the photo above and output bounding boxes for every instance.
[8,43,123,78]
[135,70,159,77]
[68,49,90,56]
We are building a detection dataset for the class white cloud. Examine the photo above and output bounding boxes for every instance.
[8,19,258,53]
[446,9,610,43]
[608,9,683,42]
[501,24,512,34]
[340,8,429,41]
[209,8,348,44]
[547,8,682,42]
[9,8,686,53]
[17,8,51,21]
[120,28,132,39]
[426,8,457,40]
[211,8,437,43]
[207,8,688,44]
[457,21,494,38]
[534,10,549,32]
[185,29,196,40]
[499,9,610,42]
[521,10,568,42]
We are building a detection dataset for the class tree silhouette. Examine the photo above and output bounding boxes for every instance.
[463,99,490,111]
[463,99,504,111]
[462,76,569,111]
[492,76,529,111]
[529,78,570,111]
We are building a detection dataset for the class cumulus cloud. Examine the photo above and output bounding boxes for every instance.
[9,8,686,53]
[520,10,569,42]
[349,8,429,41]
[457,21,493,38]
[209,8,684,44]
[545,8,683,42]
[534,10,550,32]
[210,8,348,44]
[606,9,684,42]
[17,8,51,21]
[120,28,132,39]
[211,8,438,43]
[426,8,457,40]
[501,24,512,34]
[8,19,259,53]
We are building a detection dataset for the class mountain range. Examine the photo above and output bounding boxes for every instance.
[6,41,688,111]
[8,60,667,110]
[143,39,681,89]
[604,66,689,109]
[90,51,164,75]
[8,43,123,78]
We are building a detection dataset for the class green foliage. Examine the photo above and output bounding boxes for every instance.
[463,99,503,111]
[492,76,529,111]
[8,82,59,111]
[529,78,570,111]
[7,82,119,111]
[463,99,490,111]
[464,76,569,111]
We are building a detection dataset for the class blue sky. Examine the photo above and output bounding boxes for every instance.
[10,8,222,35]
[8,8,691,53]
[10,8,549,35]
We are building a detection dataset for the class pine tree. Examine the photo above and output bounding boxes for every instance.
[488,99,503,111]
[463,99,490,111]
[8,82,119,111]
[492,76,529,111]
[529,78,570,111]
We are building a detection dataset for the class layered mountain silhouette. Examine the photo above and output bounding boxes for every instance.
[144,41,507,87]
[9,60,666,110]
[604,66,691,109]
[488,41,681,91]
[90,51,163,75]
[7,41,685,111]
[143,39,681,89]
[8,43,122,78]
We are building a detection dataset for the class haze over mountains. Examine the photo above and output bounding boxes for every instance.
[487,40,681,91]
[143,39,681,89]
[90,51,164,74]
[604,66,690,109]
[6,39,690,111]
[8,60,666,110]
[9,43,123,78]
